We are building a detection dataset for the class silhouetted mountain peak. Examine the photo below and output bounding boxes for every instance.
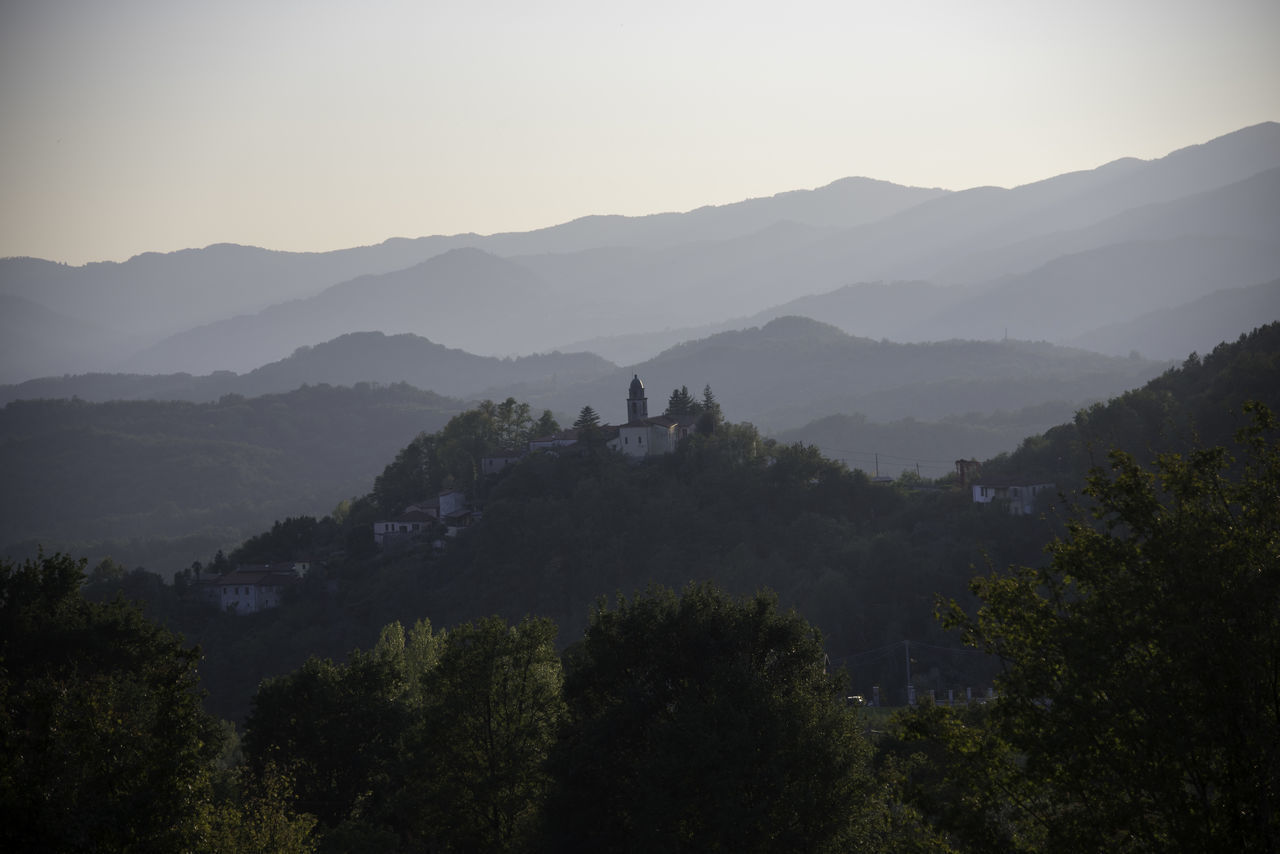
[757,315,849,340]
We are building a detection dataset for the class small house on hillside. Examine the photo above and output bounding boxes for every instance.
[374,489,469,547]
[196,564,302,614]
[373,509,437,547]
[971,478,1054,515]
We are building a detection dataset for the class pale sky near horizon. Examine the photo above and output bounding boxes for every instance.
[1,0,1277,266]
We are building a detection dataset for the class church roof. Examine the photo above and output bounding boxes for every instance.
[629,374,645,398]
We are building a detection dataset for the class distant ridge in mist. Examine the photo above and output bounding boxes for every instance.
[2,121,1277,384]
[0,331,615,407]
[485,315,1171,431]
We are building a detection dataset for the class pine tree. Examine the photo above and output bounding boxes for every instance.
[665,386,697,417]
[572,406,600,429]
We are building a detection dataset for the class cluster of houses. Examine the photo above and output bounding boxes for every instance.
[372,488,470,548]
[373,377,1055,553]
[371,375,1055,560]
[195,377,1055,616]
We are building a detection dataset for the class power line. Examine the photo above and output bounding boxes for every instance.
[819,444,960,466]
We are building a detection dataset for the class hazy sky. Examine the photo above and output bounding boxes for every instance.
[2,0,1277,265]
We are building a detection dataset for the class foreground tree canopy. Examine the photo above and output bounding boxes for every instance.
[0,552,314,853]
[904,402,1280,852]
[236,585,886,852]
[543,584,882,852]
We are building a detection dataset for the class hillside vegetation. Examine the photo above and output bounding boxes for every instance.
[42,321,1280,852]
[72,323,1279,729]
[0,383,466,569]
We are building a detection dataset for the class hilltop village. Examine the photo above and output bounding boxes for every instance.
[521,374,703,460]
[373,375,704,550]
[369,374,1051,554]
[188,373,1055,614]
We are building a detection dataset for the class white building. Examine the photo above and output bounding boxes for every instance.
[197,564,302,614]
[971,479,1054,515]
[606,375,696,459]
[373,509,437,546]
[373,489,470,546]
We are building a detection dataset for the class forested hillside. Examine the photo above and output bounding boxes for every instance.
[65,322,1276,729]
[986,321,1280,485]
[0,383,466,570]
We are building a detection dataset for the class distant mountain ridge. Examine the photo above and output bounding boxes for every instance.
[482,315,1170,431]
[118,249,564,374]
[2,318,1168,438]
[2,121,1277,384]
[1065,279,1280,359]
[0,331,615,407]
[0,177,943,381]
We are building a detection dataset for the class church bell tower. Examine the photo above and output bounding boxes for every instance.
[626,374,648,423]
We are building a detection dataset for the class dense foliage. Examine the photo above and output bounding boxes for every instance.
[425,423,1038,702]
[0,552,314,852]
[987,322,1280,488]
[365,397,558,514]
[544,584,879,852]
[234,585,885,853]
[896,404,1280,851]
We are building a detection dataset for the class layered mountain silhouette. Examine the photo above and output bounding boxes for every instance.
[1065,278,1280,359]
[2,121,1277,391]
[478,316,1167,431]
[1,318,1165,437]
[0,331,615,407]
[0,178,942,381]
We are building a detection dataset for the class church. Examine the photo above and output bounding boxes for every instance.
[607,374,697,459]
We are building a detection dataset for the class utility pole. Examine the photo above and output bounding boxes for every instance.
[905,639,915,706]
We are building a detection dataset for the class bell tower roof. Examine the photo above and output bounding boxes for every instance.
[629,374,644,399]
